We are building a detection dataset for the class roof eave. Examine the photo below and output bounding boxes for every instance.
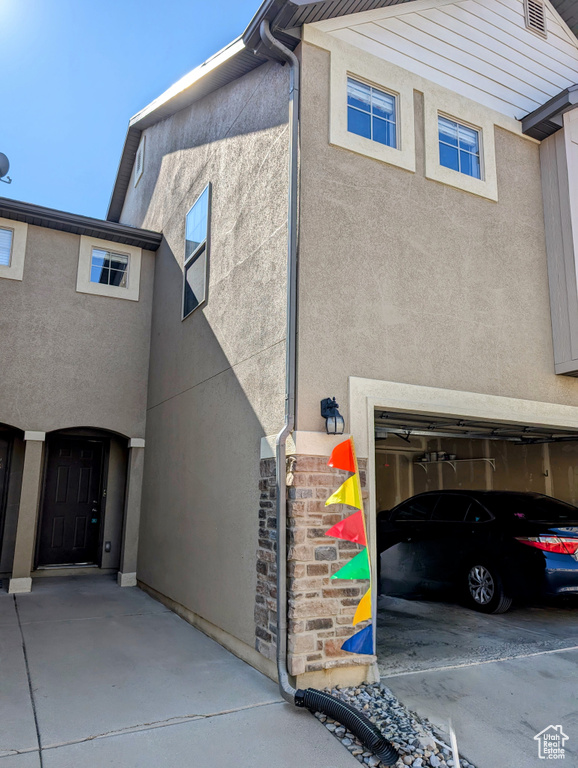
[522,84,578,140]
[0,197,162,251]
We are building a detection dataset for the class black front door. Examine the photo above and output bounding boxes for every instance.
[38,437,104,566]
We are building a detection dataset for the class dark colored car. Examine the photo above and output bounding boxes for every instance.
[377,491,578,613]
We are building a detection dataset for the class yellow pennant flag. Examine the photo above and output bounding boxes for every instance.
[352,587,372,626]
[325,474,362,509]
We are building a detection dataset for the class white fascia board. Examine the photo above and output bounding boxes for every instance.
[129,37,246,129]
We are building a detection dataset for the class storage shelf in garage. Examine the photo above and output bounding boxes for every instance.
[415,458,496,473]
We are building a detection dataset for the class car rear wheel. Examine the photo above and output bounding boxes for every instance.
[466,562,513,614]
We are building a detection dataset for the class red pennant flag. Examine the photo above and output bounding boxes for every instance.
[325,509,366,546]
[328,438,356,473]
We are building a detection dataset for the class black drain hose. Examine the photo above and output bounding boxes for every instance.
[295,688,399,766]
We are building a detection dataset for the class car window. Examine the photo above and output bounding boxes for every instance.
[393,495,438,522]
[431,495,471,522]
[465,502,492,523]
[490,494,578,522]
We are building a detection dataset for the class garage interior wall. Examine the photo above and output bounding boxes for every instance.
[375,434,578,512]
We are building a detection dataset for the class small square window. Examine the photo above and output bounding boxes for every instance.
[347,78,397,149]
[183,184,211,319]
[90,248,129,288]
[0,227,13,267]
[438,116,481,179]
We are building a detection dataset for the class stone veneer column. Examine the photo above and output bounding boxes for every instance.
[9,431,46,594]
[118,439,145,588]
[254,453,377,688]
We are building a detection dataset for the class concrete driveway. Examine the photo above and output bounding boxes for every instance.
[0,576,359,768]
[377,595,578,767]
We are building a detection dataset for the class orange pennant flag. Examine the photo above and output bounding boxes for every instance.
[328,438,356,473]
[325,475,362,509]
[353,587,372,626]
[325,510,367,546]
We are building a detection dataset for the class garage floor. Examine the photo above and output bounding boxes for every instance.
[376,594,578,676]
[377,594,578,766]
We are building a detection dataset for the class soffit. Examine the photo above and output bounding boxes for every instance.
[0,197,162,251]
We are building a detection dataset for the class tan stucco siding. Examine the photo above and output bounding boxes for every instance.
[119,62,289,647]
[0,225,154,437]
[296,42,578,434]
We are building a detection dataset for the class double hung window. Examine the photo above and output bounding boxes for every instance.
[183,184,211,318]
[90,248,129,288]
[347,78,397,149]
[438,116,481,179]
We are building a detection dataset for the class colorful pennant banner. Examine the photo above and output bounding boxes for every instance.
[325,475,362,510]
[325,509,366,546]
[341,623,373,655]
[323,437,373,656]
[331,548,370,581]
[353,587,372,626]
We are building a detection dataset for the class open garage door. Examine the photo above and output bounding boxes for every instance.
[373,408,578,677]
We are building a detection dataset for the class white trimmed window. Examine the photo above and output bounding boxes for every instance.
[0,217,27,281]
[438,116,482,180]
[347,78,397,149]
[183,184,211,319]
[76,236,142,301]
[90,248,129,288]
[0,227,13,266]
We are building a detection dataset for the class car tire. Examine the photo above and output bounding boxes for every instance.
[465,562,513,614]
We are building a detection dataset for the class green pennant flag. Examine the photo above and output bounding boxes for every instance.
[331,547,370,580]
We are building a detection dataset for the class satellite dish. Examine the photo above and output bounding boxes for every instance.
[0,153,12,184]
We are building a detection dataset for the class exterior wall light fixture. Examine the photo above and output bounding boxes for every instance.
[321,397,345,435]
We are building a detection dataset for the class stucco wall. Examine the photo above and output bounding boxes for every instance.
[0,225,154,438]
[119,61,289,647]
[295,42,578,433]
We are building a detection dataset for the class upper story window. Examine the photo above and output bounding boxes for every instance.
[0,226,13,266]
[0,217,27,281]
[438,116,481,180]
[183,184,211,319]
[76,236,142,302]
[347,78,397,149]
[134,135,145,187]
[90,248,129,288]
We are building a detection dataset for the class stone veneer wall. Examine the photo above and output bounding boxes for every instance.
[255,455,375,678]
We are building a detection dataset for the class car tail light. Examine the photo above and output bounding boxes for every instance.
[515,536,578,555]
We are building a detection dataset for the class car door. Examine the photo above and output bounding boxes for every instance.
[380,494,439,595]
[422,493,478,586]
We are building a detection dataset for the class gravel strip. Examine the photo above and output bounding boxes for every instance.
[313,683,477,768]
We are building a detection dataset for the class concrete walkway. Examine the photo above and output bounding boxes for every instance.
[0,576,358,768]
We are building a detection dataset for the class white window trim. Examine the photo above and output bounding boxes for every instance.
[303,25,516,202]
[424,94,498,201]
[76,235,142,301]
[0,217,27,281]
[134,135,145,187]
[327,45,416,174]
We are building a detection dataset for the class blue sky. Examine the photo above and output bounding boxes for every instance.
[0,0,259,218]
